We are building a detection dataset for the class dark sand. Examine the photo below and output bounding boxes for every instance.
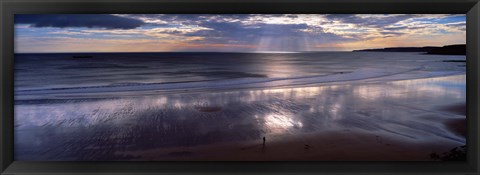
[121,100,467,161]
[444,118,466,138]
[120,129,462,161]
[438,102,466,138]
[438,102,466,116]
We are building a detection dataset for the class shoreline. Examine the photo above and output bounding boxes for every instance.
[16,71,466,101]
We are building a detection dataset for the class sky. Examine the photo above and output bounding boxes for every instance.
[14,14,466,53]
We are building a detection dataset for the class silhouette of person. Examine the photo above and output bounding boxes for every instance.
[263,136,266,147]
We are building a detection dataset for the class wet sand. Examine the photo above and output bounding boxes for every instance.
[123,75,467,161]
[439,102,466,138]
[121,101,467,161]
[438,102,466,116]
[121,129,462,161]
[14,75,466,161]
[444,118,466,138]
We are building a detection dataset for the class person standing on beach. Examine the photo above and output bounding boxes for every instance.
[263,136,266,147]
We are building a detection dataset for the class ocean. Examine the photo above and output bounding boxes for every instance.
[15,52,464,99]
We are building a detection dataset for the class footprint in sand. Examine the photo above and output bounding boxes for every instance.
[375,136,383,143]
[304,144,311,150]
[194,106,222,112]
[168,151,193,157]
[240,144,261,151]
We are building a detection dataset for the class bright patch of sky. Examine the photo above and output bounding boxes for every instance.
[14,14,466,53]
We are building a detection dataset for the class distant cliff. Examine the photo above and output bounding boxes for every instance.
[426,44,466,55]
[353,44,466,55]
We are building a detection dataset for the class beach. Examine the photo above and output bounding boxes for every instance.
[121,130,462,161]
[13,52,466,161]
[116,75,467,161]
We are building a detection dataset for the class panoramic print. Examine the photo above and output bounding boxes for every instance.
[14,14,466,161]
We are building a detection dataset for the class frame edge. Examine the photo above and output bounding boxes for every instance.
[1,0,15,174]
[467,1,480,174]
[1,0,480,174]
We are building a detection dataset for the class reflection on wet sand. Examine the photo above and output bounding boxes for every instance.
[14,75,465,160]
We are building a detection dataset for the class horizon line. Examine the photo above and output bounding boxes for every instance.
[14,43,465,54]
[15,50,358,54]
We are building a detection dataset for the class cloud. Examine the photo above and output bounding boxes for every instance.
[48,31,93,36]
[383,26,409,31]
[15,35,256,53]
[325,14,416,28]
[119,14,362,44]
[14,14,466,53]
[444,21,466,31]
[15,14,145,29]
[379,31,405,37]
[184,21,345,51]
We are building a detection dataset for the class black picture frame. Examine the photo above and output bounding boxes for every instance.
[1,0,479,174]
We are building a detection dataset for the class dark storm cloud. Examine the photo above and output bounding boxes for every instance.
[379,31,405,36]
[285,14,299,18]
[445,22,466,31]
[140,14,357,46]
[15,14,145,29]
[125,14,254,26]
[201,21,309,36]
[185,21,313,44]
[325,14,415,27]
[445,22,466,28]
[383,26,409,31]
[324,14,364,24]
[119,14,326,46]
